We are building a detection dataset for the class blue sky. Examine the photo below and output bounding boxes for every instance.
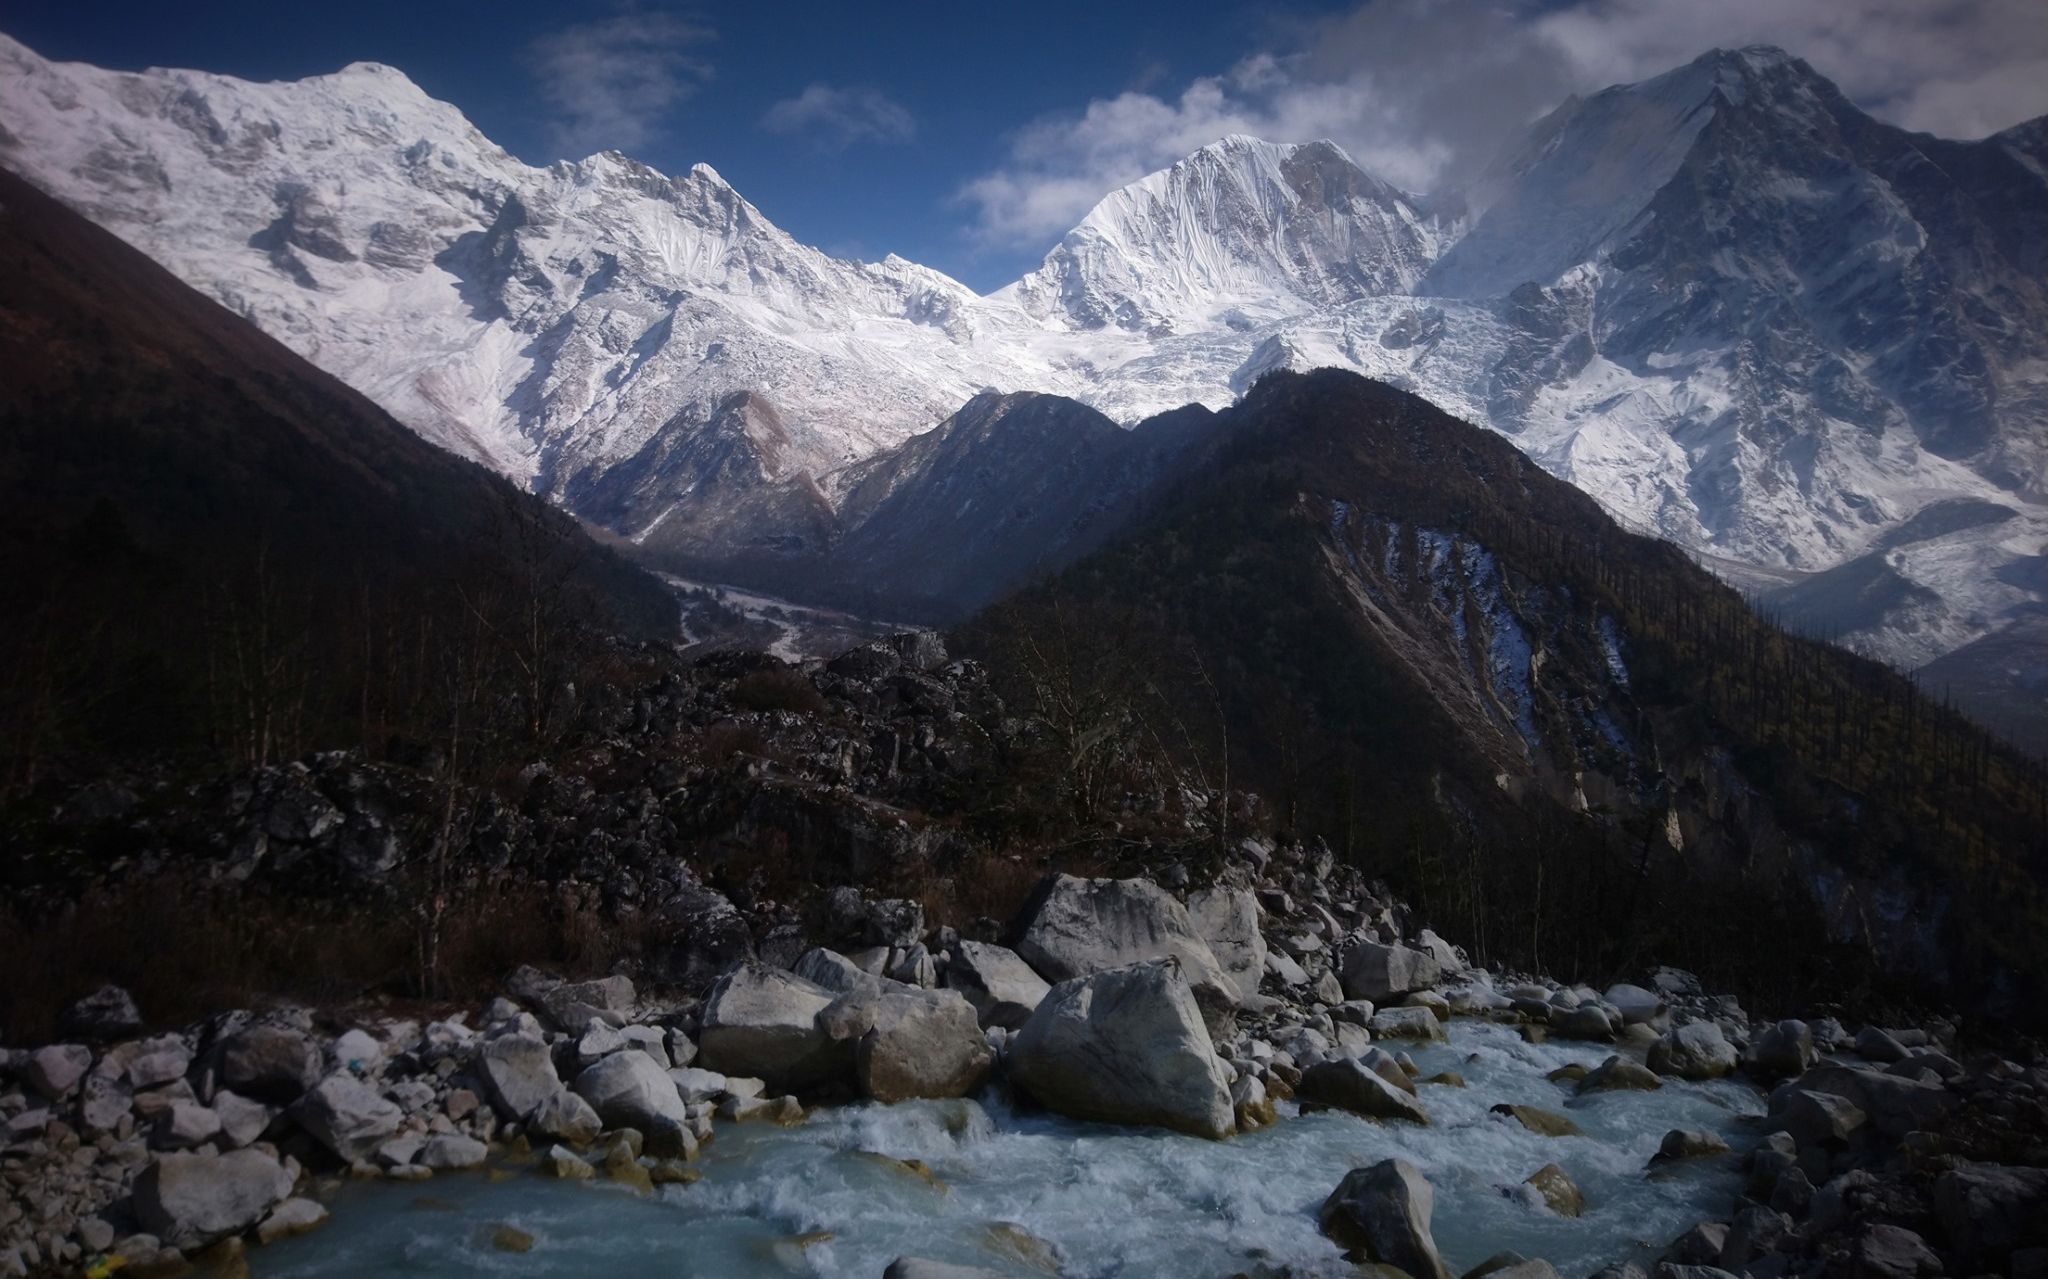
[8,1,2043,291]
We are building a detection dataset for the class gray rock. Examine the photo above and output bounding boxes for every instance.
[1934,1161,2048,1272]
[290,1074,403,1162]
[479,1033,562,1121]
[1318,1157,1452,1279]
[133,1148,293,1250]
[943,940,1051,1030]
[1297,1057,1431,1125]
[24,1044,92,1099]
[127,1037,194,1090]
[211,1090,273,1149]
[57,986,143,1042]
[864,898,926,948]
[219,1025,323,1103]
[1187,886,1268,1004]
[1791,1064,1957,1139]
[1580,1055,1662,1093]
[1649,1021,1738,1080]
[1604,983,1666,1025]
[1415,929,1464,975]
[827,986,993,1104]
[153,1100,222,1150]
[1337,938,1441,1004]
[572,1049,688,1131]
[538,975,637,1033]
[1006,958,1234,1139]
[1656,1129,1731,1160]
[696,961,850,1094]
[669,1067,729,1104]
[1848,1223,1942,1279]
[419,1134,488,1170]
[1012,875,1239,1025]
[1749,1020,1816,1079]
[77,1073,133,1134]
[528,1089,602,1145]
[254,1197,330,1245]
[1368,1006,1445,1041]
[1854,1026,1909,1063]
[794,947,883,995]
[1770,1089,1866,1150]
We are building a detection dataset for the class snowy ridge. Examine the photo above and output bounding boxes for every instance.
[2,34,2045,709]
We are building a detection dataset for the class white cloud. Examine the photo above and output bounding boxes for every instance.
[526,12,714,157]
[958,0,2048,251]
[761,83,915,148]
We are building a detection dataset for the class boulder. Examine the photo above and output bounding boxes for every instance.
[794,947,884,996]
[1525,1162,1584,1216]
[884,1261,1011,1279]
[1318,1158,1452,1279]
[1337,938,1441,1004]
[1603,984,1666,1026]
[832,986,994,1103]
[538,975,637,1033]
[1369,1007,1446,1041]
[1770,1089,1866,1150]
[1849,1223,1942,1279]
[1415,929,1463,974]
[1006,958,1235,1139]
[478,1033,561,1121]
[1656,1130,1731,1161]
[1791,1064,1957,1139]
[133,1148,294,1250]
[1490,1104,1584,1138]
[1552,1005,1617,1040]
[1297,1057,1430,1125]
[1012,875,1239,1023]
[1580,1055,1662,1093]
[943,941,1051,1030]
[24,1044,92,1099]
[1649,1022,1738,1081]
[254,1197,330,1245]
[1934,1161,2048,1272]
[419,1134,488,1170]
[212,1090,275,1149]
[1854,1026,1909,1064]
[219,1025,323,1104]
[154,1100,223,1150]
[542,1144,595,1179]
[1187,886,1268,1003]
[57,985,144,1042]
[697,961,852,1095]
[529,1089,603,1145]
[1749,1020,1817,1079]
[129,1037,195,1089]
[573,1050,689,1133]
[290,1074,403,1162]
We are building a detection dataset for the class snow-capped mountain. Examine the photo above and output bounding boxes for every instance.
[3,35,2044,732]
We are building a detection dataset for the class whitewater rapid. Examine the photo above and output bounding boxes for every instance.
[253,1021,1763,1277]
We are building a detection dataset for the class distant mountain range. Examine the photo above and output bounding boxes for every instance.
[3,35,2044,735]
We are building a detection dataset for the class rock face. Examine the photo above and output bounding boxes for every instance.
[1934,1162,2048,1272]
[133,1148,294,1250]
[1006,958,1235,1139]
[1186,886,1267,1003]
[696,961,849,1094]
[478,1033,562,1120]
[1318,1158,1453,1279]
[290,1074,403,1161]
[1013,875,1240,1023]
[572,1050,689,1131]
[1336,939,1441,1004]
[840,987,994,1104]
[942,941,1051,1030]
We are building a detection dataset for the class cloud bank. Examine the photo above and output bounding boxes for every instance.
[526,11,715,157]
[961,0,2048,250]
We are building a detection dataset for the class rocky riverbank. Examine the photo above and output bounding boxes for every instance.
[6,837,2044,1277]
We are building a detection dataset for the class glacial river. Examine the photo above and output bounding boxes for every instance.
[253,1021,1763,1277]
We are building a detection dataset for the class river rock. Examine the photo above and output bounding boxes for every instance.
[1790,1064,1957,1139]
[1848,1223,1942,1279]
[1657,1130,1731,1161]
[1318,1158,1452,1279]
[1749,1020,1817,1079]
[1369,1006,1446,1041]
[572,1050,688,1131]
[1934,1161,2048,1272]
[1337,938,1441,1004]
[1525,1162,1584,1216]
[697,961,850,1094]
[154,1100,223,1150]
[24,1044,91,1099]
[794,947,883,995]
[1298,1057,1430,1125]
[1187,886,1267,1003]
[943,941,1051,1030]
[529,1089,602,1144]
[1854,1026,1909,1064]
[479,1033,562,1121]
[1649,1021,1738,1080]
[1580,1055,1662,1093]
[1770,1089,1865,1150]
[255,1197,330,1244]
[291,1074,403,1161]
[219,1025,323,1104]
[419,1134,488,1170]
[884,1260,1011,1279]
[1604,984,1666,1025]
[539,976,637,1033]
[1012,875,1239,1023]
[1006,958,1235,1140]
[133,1148,294,1250]
[835,986,993,1103]
[1552,1005,1617,1040]
[1491,1104,1584,1137]
[542,1144,595,1179]
[57,985,144,1042]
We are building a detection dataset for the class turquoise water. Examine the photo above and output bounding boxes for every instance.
[253,1022,1762,1277]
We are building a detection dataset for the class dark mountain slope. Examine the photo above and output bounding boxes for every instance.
[967,369,2048,1017]
[0,166,674,776]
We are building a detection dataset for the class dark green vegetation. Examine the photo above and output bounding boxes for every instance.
[0,166,674,787]
[966,370,2048,1021]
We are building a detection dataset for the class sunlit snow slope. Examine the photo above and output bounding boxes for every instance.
[3,36,2044,729]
